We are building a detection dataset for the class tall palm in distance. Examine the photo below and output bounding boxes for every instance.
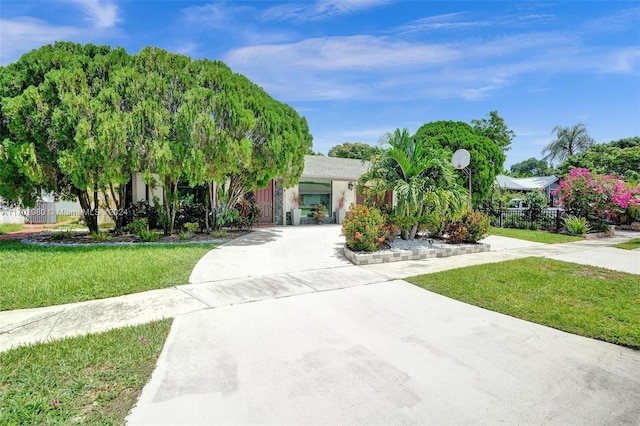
[542,123,595,164]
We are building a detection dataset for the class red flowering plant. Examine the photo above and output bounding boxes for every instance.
[553,168,640,230]
[341,204,387,252]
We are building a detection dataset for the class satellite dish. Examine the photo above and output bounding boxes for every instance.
[451,149,470,169]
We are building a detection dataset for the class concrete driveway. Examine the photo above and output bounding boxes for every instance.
[128,226,640,425]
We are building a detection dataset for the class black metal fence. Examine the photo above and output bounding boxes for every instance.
[487,208,566,232]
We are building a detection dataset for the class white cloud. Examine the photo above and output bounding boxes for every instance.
[262,0,392,22]
[0,17,79,64]
[67,0,120,29]
[0,1,121,64]
[226,35,459,71]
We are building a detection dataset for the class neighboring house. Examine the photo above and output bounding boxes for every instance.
[494,174,559,204]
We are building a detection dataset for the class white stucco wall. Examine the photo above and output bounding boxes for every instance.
[132,173,163,205]
[0,201,25,224]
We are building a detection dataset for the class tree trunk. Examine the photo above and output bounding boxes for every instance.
[408,223,419,240]
[75,188,98,234]
[400,224,419,240]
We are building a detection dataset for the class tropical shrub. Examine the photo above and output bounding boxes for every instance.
[232,193,262,230]
[342,204,387,252]
[138,229,159,242]
[524,190,548,224]
[446,210,490,243]
[553,168,640,230]
[562,215,591,236]
[89,231,112,242]
[183,222,199,234]
[313,204,327,223]
[125,218,148,235]
[359,128,467,240]
[175,202,206,231]
[124,201,159,231]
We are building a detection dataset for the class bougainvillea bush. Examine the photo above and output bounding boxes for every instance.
[342,204,387,252]
[553,168,640,229]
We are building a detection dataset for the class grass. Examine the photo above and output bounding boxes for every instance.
[490,227,584,244]
[0,319,171,425]
[0,224,24,235]
[613,238,640,250]
[0,241,217,310]
[406,257,640,349]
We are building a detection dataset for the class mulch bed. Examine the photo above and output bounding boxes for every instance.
[16,230,253,245]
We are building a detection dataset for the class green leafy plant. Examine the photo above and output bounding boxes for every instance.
[209,230,228,238]
[563,215,591,236]
[524,189,548,227]
[178,232,189,240]
[313,203,327,223]
[342,204,387,252]
[137,229,159,242]
[88,231,112,242]
[125,218,148,235]
[183,222,199,234]
[446,210,490,243]
[50,229,75,240]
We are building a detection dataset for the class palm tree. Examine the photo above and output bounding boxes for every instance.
[359,128,467,240]
[542,123,595,164]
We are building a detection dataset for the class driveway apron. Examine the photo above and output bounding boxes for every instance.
[128,226,640,425]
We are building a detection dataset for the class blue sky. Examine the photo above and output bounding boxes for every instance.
[1,1,639,168]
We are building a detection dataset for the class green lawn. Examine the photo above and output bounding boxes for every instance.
[489,227,584,244]
[0,224,24,235]
[0,320,171,425]
[0,241,217,310]
[406,257,640,349]
[613,238,640,250]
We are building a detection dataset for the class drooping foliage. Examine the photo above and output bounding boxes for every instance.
[542,123,595,164]
[359,128,467,240]
[413,121,505,207]
[0,43,313,234]
[0,42,132,233]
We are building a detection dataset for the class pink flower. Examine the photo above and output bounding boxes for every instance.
[49,399,60,407]
[138,336,148,344]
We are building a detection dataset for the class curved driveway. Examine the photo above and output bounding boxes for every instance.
[129,226,640,425]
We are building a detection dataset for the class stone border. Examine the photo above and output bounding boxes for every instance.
[344,242,491,266]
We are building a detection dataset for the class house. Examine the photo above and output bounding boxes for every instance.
[494,175,559,203]
[127,155,380,226]
[281,155,372,225]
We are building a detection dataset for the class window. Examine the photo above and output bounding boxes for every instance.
[298,180,331,217]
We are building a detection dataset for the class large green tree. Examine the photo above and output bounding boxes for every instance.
[359,128,466,240]
[557,137,640,181]
[328,142,380,160]
[471,110,515,153]
[413,121,505,206]
[0,42,132,233]
[1,42,312,235]
[509,158,553,177]
[542,123,595,164]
